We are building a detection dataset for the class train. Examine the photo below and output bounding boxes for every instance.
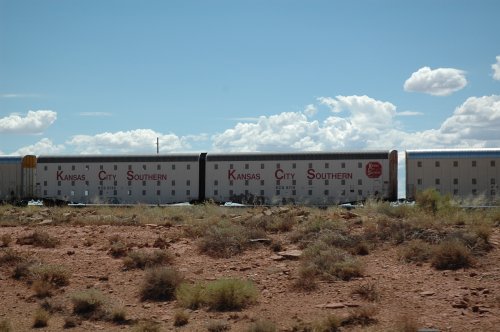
[0,148,499,205]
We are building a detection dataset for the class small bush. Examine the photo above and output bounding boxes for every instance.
[33,308,50,328]
[203,278,258,311]
[12,261,34,280]
[110,307,127,324]
[0,234,12,247]
[0,319,12,332]
[416,188,452,215]
[399,240,433,263]
[132,320,161,332]
[351,282,380,302]
[393,313,419,332]
[33,279,53,298]
[301,243,363,281]
[293,264,318,291]
[246,319,277,332]
[206,320,230,332]
[109,241,128,258]
[173,310,189,327]
[123,249,174,270]
[140,266,183,301]
[17,230,60,248]
[63,316,80,329]
[30,263,71,287]
[431,240,473,270]
[176,282,205,309]
[198,222,249,258]
[313,314,342,332]
[0,248,26,266]
[342,305,378,326]
[70,288,108,319]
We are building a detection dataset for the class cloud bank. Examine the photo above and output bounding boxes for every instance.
[0,110,57,134]
[404,66,467,96]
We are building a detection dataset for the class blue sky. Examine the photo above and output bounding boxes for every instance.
[1,0,500,163]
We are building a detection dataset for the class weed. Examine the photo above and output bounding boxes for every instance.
[70,288,108,319]
[351,282,380,302]
[416,188,452,215]
[63,316,80,329]
[203,278,258,311]
[206,320,230,332]
[12,260,34,280]
[342,305,378,326]
[392,313,419,332]
[123,249,174,270]
[0,234,12,247]
[140,266,183,301]
[110,307,127,324]
[33,308,50,328]
[301,242,363,281]
[109,241,128,258]
[246,319,277,332]
[399,240,433,263]
[17,230,60,248]
[40,298,66,314]
[0,319,12,332]
[294,264,318,291]
[131,320,161,332]
[30,263,71,287]
[173,310,189,327]
[176,282,206,309]
[312,314,342,332]
[198,221,250,258]
[0,248,26,266]
[33,279,53,298]
[431,240,473,270]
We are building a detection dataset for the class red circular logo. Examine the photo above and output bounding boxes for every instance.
[366,162,382,178]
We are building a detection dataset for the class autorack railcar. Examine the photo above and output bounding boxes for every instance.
[406,149,500,201]
[0,155,36,202]
[204,151,398,205]
[35,154,201,204]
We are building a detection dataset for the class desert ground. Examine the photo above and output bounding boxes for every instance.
[0,198,499,331]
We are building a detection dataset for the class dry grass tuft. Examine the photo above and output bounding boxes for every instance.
[70,288,108,319]
[0,234,12,247]
[32,308,50,328]
[206,320,230,332]
[0,319,12,332]
[17,230,60,248]
[123,249,174,270]
[246,319,277,332]
[173,310,189,327]
[431,240,473,270]
[351,282,380,302]
[140,266,183,301]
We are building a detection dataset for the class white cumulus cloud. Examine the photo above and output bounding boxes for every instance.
[404,66,467,96]
[492,56,500,80]
[14,138,66,156]
[66,129,192,154]
[0,110,57,134]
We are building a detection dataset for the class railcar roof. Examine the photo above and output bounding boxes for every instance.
[0,156,22,163]
[37,154,201,163]
[206,151,392,161]
[406,148,500,159]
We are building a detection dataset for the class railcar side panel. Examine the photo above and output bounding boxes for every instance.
[406,149,500,201]
[36,155,200,204]
[0,156,23,201]
[205,151,396,205]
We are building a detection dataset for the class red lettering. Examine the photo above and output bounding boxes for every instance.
[228,169,236,180]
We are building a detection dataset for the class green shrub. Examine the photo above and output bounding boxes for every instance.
[70,288,108,319]
[176,282,205,309]
[30,263,71,287]
[206,320,230,332]
[140,266,183,301]
[203,278,258,311]
[198,222,250,258]
[131,320,161,332]
[293,264,318,291]
[173,310,189,327]
[246,319,277,332]
[301,243,363,281]
[17,230,60,248]
[351,282,380,302]
[123,249,174,270]
[110,307,127,324]
[431,240,473,270]
[0,319,12,332]
[108,235,129,258]
[416,188,452,215]
[313,314,342,332]
[0,234,12,247]
[399,240,433,263]
[33,308,50,328]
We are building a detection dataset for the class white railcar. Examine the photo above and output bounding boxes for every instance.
[36,154,201,204]
[0,155,36,202]
[204,151,398,205]
[406,149,500,202]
